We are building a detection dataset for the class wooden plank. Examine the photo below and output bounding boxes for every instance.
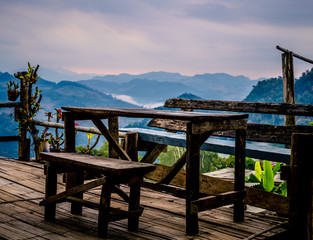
[140,143,167,164]
[92,118,132,161]
[149,121,313,145]
[40,177,107,206]
[0,102,19,108]
[164,98,313,117]
[108,116,119,159]
[0,136,20,142]
[191,190,246,214]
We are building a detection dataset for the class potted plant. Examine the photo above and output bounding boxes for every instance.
[7,80,20,101]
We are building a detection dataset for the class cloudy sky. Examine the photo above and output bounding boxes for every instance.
[1,0,313,80]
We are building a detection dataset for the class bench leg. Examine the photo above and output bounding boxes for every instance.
[44,163,57,220]
[234,129,246,222]
[66,171,84,215]
[98,181,112,238]
[128,179,141,231]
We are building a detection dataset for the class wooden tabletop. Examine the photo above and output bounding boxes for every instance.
[62,107,248,122]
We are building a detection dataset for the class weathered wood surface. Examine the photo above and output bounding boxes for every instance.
[164,98,313,117]
[0,157,288,239]
[121,128,291,163]
[40,152,155,178]
[282,51,296,125]
[288,133,313,240]
[0,102,19,108]
[62,106,248,122]
[149,119,313,144]
[0,135,20,142]
[145,164,290,215]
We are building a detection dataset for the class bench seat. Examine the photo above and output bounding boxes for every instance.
[39,152,155,238]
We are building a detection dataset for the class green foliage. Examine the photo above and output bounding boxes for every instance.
[157,146,226,173]
[7,80,19,90]
[225,155,255,170]
[76,128,101,154]
[245,160,287,197]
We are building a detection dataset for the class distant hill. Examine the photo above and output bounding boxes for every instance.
[244,68,313,125]
[244,68,313,104]
[79,71,257,105]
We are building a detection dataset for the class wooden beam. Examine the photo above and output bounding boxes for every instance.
[164,98,313,117]
[92,119,132,161]
[140,143,167,164]
[40,177,107,206]
[0,102,19,108]
[191,190,246,214]
[0,136,20,142]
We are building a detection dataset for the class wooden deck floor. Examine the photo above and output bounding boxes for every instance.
[0,157,288,240]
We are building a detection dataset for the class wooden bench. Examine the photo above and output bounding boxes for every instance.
[39,152,155,238]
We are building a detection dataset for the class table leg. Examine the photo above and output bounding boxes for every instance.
[98,180,112,237]
[185,124,201,235]
[234,129,246,222]
[44,163,57,220]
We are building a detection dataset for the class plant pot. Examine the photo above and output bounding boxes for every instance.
[7,89,20,101]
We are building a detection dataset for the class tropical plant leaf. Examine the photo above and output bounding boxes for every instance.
[263,160,274,192]
[273,162,281,176]
[255,161,262,182]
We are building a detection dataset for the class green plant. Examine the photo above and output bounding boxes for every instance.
[245,160,287,197]
[225,155,256,170]
[14,62,39,84]
[76,127,101,154]
[7,80,19,91]
[14,62,42,160]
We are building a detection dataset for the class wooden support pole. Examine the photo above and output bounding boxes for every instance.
[18,78,30,160]
[282,52,296,126]
[288,133,313,240]
[124,131,138,162]
[63,112,76,152]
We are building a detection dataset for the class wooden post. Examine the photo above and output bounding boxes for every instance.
[125,131,138,162]
[288,133,313,240]
[128,178,141,231]
[98,179,112,237]
[18,78,30,160]
[234,129,246,222]
[63,112,76,152]
[108,116,119,159]
[185,122,201,235]
[282,52,296,126]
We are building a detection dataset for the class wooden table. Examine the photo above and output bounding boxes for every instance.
[61,106,248,235]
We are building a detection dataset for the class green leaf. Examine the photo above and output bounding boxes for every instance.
[87,128,95,140]
[255,161,262,182]
[263,160,274,192]
[273,162,281,176]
